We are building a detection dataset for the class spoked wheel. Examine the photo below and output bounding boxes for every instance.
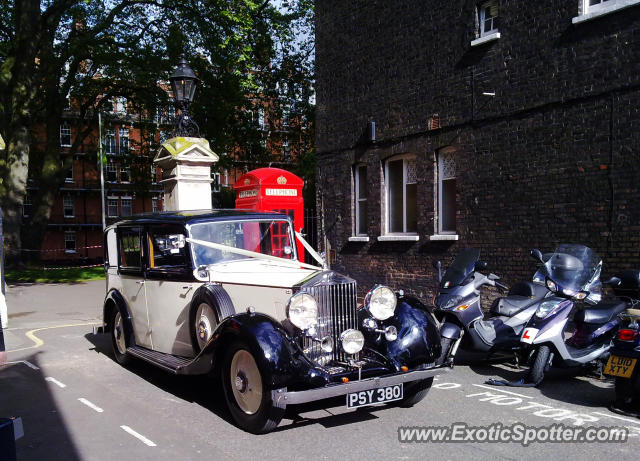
[111,310,131,366]
[221,341,285,434]
[194,302,218,352]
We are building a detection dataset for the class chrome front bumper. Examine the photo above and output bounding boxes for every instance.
[272,365,451,406]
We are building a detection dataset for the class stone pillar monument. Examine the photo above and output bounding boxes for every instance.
[153,136,219,211]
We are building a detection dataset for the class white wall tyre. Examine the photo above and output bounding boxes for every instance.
[111,309,131,366]
[221,341,285,434]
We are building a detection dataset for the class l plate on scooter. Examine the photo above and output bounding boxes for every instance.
[521,327,539,344]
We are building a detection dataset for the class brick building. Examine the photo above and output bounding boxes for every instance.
[315,0,640,299]
[25,100,167,262]
[25,89,312,262]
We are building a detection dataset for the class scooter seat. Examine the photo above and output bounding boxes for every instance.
[490,282,548,317]
[575,300,627,325]
[491,296,534,317]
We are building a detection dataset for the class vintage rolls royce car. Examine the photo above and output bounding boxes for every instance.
[101,210,450,433]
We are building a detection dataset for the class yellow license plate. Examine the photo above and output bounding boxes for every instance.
[604,355,637,378]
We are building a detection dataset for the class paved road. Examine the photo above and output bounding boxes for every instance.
[1,281,639,460]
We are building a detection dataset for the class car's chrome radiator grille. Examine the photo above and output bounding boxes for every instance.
[302,281,358,366]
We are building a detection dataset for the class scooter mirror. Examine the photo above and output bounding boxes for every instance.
[475,261,488,271]
[530,249,544,263]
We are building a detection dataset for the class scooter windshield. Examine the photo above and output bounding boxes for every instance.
[441,248,480,288]
[543,244,600,293]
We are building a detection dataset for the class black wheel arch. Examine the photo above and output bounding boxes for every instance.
[189,283,236,352]
[103,289,135,349]
[201,311,328,391]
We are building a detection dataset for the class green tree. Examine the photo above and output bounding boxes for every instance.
[0,0,315,262]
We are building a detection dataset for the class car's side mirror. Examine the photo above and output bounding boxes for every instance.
[604,276,622,287]
[475,261,488,271]
[531,249,544,263]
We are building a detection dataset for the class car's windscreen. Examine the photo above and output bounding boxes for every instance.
[542,244,600,292]
[189,219,294,267]
[441,248,480,288]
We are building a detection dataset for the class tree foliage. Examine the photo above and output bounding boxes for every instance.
[0,0,314,260]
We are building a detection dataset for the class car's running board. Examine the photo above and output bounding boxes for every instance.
[126,346,211,375]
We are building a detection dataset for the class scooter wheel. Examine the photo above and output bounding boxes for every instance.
[528,345,551,385]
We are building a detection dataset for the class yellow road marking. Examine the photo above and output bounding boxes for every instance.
[7,322,101,353]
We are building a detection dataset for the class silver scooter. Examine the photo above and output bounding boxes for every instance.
[520,244,625,384]
[435,248,549,365]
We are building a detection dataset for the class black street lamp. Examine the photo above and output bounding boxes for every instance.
[170,55,200,137]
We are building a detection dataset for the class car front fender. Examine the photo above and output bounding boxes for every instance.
[200,312,330,390]
[377,297,442,369]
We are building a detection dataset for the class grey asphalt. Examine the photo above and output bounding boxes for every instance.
[1,281,638,460]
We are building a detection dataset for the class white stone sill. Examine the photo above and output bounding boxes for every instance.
[429,234,459,241]
[572,0,640,24]
[377,235,420,242]
[470,32,500,47]
[348,236,370,242]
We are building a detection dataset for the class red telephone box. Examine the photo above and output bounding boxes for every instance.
[234,168,305,262]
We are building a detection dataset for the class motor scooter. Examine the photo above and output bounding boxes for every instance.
[434,248,549,365]
[520,244,624,384]
[603,270,640,415]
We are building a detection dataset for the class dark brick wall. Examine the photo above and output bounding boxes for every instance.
[315,1,640,300]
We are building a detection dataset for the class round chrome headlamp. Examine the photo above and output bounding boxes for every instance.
[287,292,318,330]
[365,285,397,320]
[340,329,365,355]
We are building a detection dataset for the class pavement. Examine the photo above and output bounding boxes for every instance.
[1,280,639,460]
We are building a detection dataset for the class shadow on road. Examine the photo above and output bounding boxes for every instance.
[85,332,389,432]
[0,354,82,461]
[469,361,616,409]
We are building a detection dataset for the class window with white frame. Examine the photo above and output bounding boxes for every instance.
[152,197,159,213]
[107,198,119,217]
[114,97,127,114]
[354,164,368,236]
[22,193,32,217]
[106,162,117,182]
[60,122,72,147]
[63,195,74,218]
[478,1,499,37]
[437,148,457,234]
[257,108,266,130]
[282,139,290,162]
[584,0,613,13]
[65,231,76,253]
[120,164,130,183]
[121,197,132,216]
[385,156,417,234]
[64,159,73,182]
[105,129,116,155]
[212,172,221,192]
[119,128,129,154]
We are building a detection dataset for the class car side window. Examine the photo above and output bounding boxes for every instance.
[148,225,188,269]
[119,227,143,271]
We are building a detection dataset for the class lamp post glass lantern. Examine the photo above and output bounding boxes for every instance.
[170,56,200,137]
